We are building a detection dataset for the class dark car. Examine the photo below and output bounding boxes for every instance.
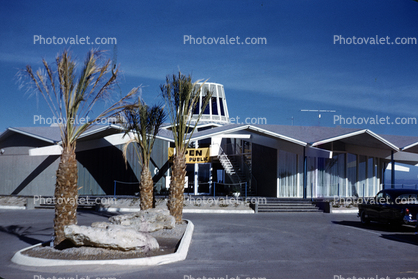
[358,189,418,228]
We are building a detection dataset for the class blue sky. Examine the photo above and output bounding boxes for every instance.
[1,0,418,137]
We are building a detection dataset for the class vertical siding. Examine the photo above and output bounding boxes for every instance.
[76,138,168,196]
[0,134,58,196]
[77,144,140,196]
[0,132,168,196]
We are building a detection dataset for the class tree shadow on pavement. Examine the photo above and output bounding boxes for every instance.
[0,225,51,245]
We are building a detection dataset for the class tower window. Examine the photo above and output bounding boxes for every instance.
[219,98,225,116]
[211,97,218,115]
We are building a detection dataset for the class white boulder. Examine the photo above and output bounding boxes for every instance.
[108,208,175,232]
[64,224,159,252]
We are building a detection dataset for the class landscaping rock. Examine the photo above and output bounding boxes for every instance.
[64,224,159,252]
[90,221,110,229]
[108,208,175,232]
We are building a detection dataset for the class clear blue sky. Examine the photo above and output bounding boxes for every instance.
[1,0,418,136]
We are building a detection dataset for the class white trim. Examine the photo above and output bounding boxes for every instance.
[8,127,56,144]
[189,125,250,141]
[386,163,410,172]
[311,129,399,151]
[311,129,367,146]
[364,130,399,151]
[212,134,251,139]
[103,132,135,146]
[306,146,333,158]
[29,145,63,156]
[191,125,307,146]
[402,141,418,152]
[247,125,307,146]
[78,124,124,139]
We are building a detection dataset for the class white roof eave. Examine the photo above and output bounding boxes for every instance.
[402,141,418,152]
[247,125,307,146]
[311,129,399,151]
[8,127,57,144]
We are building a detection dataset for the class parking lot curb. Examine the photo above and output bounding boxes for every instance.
[183,209,254,214]
[0,205,26,210]
[11,219,194,266]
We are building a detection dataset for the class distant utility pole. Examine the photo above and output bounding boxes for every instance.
[300,109,336,126]
[287,116,294,125]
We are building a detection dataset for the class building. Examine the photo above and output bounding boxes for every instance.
[2,82,418,199]
[0,125,167,196]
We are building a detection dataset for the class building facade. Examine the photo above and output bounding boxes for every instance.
[2,83,418,199]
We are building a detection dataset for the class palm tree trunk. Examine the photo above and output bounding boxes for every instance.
[140,167,153,210]
[168,153,186,223]
[53,146,78,247]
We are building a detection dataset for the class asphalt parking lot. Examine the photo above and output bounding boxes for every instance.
[0,209,417,279]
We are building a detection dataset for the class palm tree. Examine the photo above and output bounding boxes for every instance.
[160,72,212,222]
[19,49,138,247]
[121,98,166,210]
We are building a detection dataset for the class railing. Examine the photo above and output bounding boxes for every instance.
[219,141,257,195]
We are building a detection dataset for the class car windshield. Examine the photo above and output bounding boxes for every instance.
[395,193,418,204]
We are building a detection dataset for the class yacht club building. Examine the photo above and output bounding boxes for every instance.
[1,82,418,199]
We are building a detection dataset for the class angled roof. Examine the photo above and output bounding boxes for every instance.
[401,142,418,154]
[379,134,418,153]
[0,127,61,144]
[157,124,245,142]
[159,124,308,146]
[0,124,124,145]
[157,123,417,151]
[250,125,361,144]
[3,122,418,154]
[310,129,399,151]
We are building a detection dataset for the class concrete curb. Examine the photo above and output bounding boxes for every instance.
[183,209,254,214]
[11,220,194,267]
[330,209,358,214]
[0,205,26,210]
[99,207,254,214]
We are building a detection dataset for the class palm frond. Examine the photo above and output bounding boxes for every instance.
[120,98,166,168]
[161,72,212,154]
[19,49,139,148]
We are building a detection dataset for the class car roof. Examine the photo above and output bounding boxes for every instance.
[379,188,418,197]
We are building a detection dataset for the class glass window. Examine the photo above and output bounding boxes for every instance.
[307,157,317,198]
[347,153,357,197]
[193,100,200,114]
[395,194,418,204]
[217,85,223,98]
[211,97,218,115]
[219,98,225,116]
[358,155,367,198]
[202,102,210,114]
[317,153,346,197]
[279,150,298,197]
[210,84,217,97]
[367,157,375,197]
[385,193,394,204]
[376,192,385,203]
